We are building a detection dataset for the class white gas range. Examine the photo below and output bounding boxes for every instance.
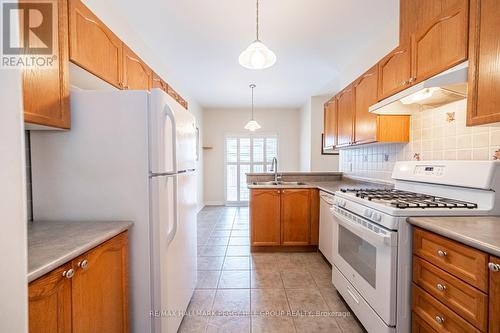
[330,160,500,333]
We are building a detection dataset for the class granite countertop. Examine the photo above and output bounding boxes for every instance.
[247,176,393,194]
[407,216,500,257]
[306,178,393,195]
[28,220,133,282]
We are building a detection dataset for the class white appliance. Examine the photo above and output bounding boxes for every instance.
[30,88,198,333]
[331,160,500,333]
[319,191,335,264]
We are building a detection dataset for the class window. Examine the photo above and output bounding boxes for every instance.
[225,135,278,204]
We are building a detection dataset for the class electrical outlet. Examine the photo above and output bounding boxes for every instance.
[384,154,389,162]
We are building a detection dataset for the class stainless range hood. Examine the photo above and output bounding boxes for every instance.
[369,61,468,114]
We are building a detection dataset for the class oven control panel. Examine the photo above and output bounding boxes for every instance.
[413,165,445,177]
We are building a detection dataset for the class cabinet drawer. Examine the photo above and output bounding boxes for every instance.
[413,256,488,331]
[413,228,488,292]
[412,284,481,333]
[412,312,438,333]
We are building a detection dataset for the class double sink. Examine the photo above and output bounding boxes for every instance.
[251,181,307,186]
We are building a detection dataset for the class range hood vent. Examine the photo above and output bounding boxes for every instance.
[369,62,468,115]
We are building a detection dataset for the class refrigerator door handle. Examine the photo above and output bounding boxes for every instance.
[166,175,178,246]
[165,105,178,174]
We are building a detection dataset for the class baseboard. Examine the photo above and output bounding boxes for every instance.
[204,201,225,206]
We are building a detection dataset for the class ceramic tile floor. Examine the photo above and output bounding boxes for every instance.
[179,206,366,333]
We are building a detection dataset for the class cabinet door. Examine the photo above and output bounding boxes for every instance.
[309,189,319,246]
[24,0,70,129]
[69,0,123,88]
[490,255,500,333]
[152,72,168,93]
[29,263,72,333]
[353,65,378,144]
[336,86,355,147]
[412,0,468,83]
[281,189,311,246]
[72,232,128,333]
[400,0,464,44]
[250,189,281,246]
[467,0,500,126]
[122,46,152,90]
[378,45,412,100]
[323,99,337,149]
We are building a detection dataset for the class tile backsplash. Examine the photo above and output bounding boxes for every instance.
[340,99,500,181]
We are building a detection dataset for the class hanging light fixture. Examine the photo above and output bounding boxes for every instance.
[238,0,276,70]
[244,84,261,131]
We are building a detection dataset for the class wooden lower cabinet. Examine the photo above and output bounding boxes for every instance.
[412,228,500,333]
[28,263,72,333]
[490,255,500,333]
[29,232,128,333]
[281,189,311,246]
[250,189,281,246]
[250,188,319,248]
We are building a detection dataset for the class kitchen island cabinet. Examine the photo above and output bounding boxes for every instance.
[250,188,319,250]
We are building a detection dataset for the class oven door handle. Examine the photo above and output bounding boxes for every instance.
[332,209,395,247]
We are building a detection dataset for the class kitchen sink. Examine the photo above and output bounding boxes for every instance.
[251,181,306,186]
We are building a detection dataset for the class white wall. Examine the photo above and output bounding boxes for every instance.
[299,96,340,171]
[299,101,312,171]
[82,0,205,210]
[0,71,28,332]
[203,108,301,205]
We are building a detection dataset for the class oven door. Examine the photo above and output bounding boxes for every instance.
[331,205,398,326]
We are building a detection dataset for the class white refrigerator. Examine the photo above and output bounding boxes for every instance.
[31,88,198,333]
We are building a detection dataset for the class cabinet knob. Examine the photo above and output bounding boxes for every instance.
[62,269,75,279]
[435,315,445,325]
[489,262,500,272]
[437,250,447,257]
[436,283,447,291]
[78,259,89,270]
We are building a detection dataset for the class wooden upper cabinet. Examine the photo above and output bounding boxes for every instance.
[281,189,311,246]
[24,0,70,129]
[122,46,152,90]
[29,263,72,333]
[353,66,378,144]
[467,0,500,126]
[490,255,500,333]
[152,72,168,92]
[250,189,281,246]
[336,86,355,147]
[378,44,412,100]
[323,99,337,149]
[69,0,123,88]
[72,232,128,333]
[411,0,469,83]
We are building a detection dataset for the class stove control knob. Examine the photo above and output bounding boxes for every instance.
[372,212,382,221]
[364,209,372,218]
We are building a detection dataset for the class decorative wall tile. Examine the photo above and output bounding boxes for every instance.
[339,99,500,181]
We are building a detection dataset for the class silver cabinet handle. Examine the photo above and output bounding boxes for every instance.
[437,250,447,257]
[435,315,445,324]
[78,259,89,270]
[62,269,75,279]
[489,262,500,272]
[436,283,447,291]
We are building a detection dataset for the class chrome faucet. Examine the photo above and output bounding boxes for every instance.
[270,157,279,182]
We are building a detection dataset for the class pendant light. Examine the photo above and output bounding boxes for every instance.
[238,0,276,70]
[244,84,262,131]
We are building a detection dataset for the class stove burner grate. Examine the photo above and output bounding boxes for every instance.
[340,188,478,209]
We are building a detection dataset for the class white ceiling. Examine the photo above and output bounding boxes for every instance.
[108,0,399,108]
